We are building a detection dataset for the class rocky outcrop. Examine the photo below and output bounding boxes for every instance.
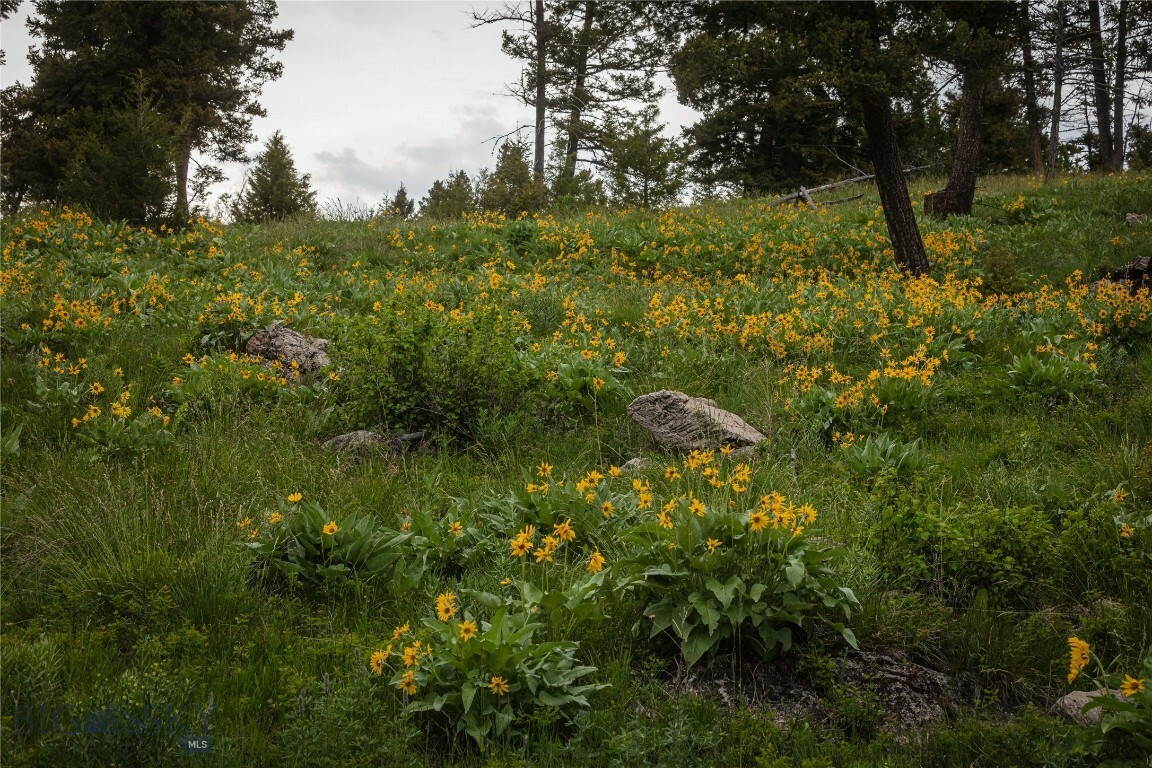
[246,325,330,374]
[628,390,766,452]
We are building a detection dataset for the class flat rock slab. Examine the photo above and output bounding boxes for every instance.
[628,390,766,452]
[246,325,330,374]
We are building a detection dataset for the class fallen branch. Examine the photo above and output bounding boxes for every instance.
[768,166,932,207]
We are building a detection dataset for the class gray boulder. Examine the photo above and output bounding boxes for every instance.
[1051,689,1124,727]
[628,390,767,452]
[246,325,330,375]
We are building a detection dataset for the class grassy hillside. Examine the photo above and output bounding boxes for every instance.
[2,173,1151,766]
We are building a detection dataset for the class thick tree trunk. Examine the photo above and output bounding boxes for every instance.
[561,2,596,186]
[1045,1,1065,183]
[859,90,929,277]
[1112,0,1128,170]
[1019,0,1046,175]
[533,0,546,183]
[1088,1,1114,168]
[925,73,986,219]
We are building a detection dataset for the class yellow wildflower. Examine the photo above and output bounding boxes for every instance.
[323,520,339,535]
[488,675,509,695]
[436,592,458,621]
[458,619,478,641]
[1121,675,1145,697]
[1067,637,1091,683]
[587,550,606,574]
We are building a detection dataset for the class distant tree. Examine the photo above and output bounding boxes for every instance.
[231,131,316,222]
[2,1,292,221]
[1126,120,1152,170]
[546,1,669,187]
[385,183,415,219]
[921,2,1015,218]
[477,141,549,216]
[601,106,687,209]
[420,170,477,220]
[472,1,549,182]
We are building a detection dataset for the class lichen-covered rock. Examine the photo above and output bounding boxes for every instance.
[323,430,386,454]
[246,325,330,374]
[628,390,766,452]
[1125,212,1148,225]
[1051,689,1123,726]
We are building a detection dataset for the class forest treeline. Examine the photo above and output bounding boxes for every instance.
[1,1,1150,270]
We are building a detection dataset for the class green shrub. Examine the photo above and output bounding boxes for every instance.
[330,302,535,441]
[371,598,604,747]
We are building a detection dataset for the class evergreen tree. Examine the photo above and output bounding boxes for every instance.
[231,131,316,222]
[477,141,549,216]
[420,170,477,220]
[601,106,686,209]
[384,184,415,219]
[2,1,291,221]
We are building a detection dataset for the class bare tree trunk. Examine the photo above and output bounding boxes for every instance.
[925,73,986,218]
[561,1,596,186]
[175,140,191,221]
[1045,1,1066,183]
[1112,0,1128,170]
[534,0,546,183]
[1019,0,1046,175]
[1088,0,1114,168]
[860,90,929,277]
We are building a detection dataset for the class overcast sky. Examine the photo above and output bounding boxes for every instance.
[0,1,699,214]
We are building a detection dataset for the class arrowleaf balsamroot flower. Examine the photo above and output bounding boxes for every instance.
[436,592,458,621]
[1121,674,1145,697]
[458,619,478,641]
[286,492,303,503]
[587,550,606,574]
[322,520,339,535]
[487,675,509,696]
[1067,636,1091,682]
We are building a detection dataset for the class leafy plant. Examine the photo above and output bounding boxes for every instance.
[243,496,405,590]
[372,598,604,747]
[617,472,857,666]
[839,432,928,478]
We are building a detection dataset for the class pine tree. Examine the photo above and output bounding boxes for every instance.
[231,131,316,223]
[384,184,415,219]
[2,1,291,221]
[477,142,549,216]
[420,171,476,220]
[601,107,686,209]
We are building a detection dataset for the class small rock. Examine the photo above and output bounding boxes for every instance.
[323,430,428,456]
[621,457,650,473]
[1125,213,1148,225]
[246,324,330,374]
[1052,689,1124,727]
[628,390,767,452]
[323,430,385,454]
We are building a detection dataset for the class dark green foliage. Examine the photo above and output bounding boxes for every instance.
[419,170,476,221]
[2,0,292,220]
[478,141,549,216]
[329,304,535,441]
[384,184,415,220]
[231,131,317,223]
[601,106,687,209]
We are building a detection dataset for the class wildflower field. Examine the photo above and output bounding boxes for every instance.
[2,174,1151,766]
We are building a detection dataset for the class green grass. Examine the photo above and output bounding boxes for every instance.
[2,172,1151,765]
